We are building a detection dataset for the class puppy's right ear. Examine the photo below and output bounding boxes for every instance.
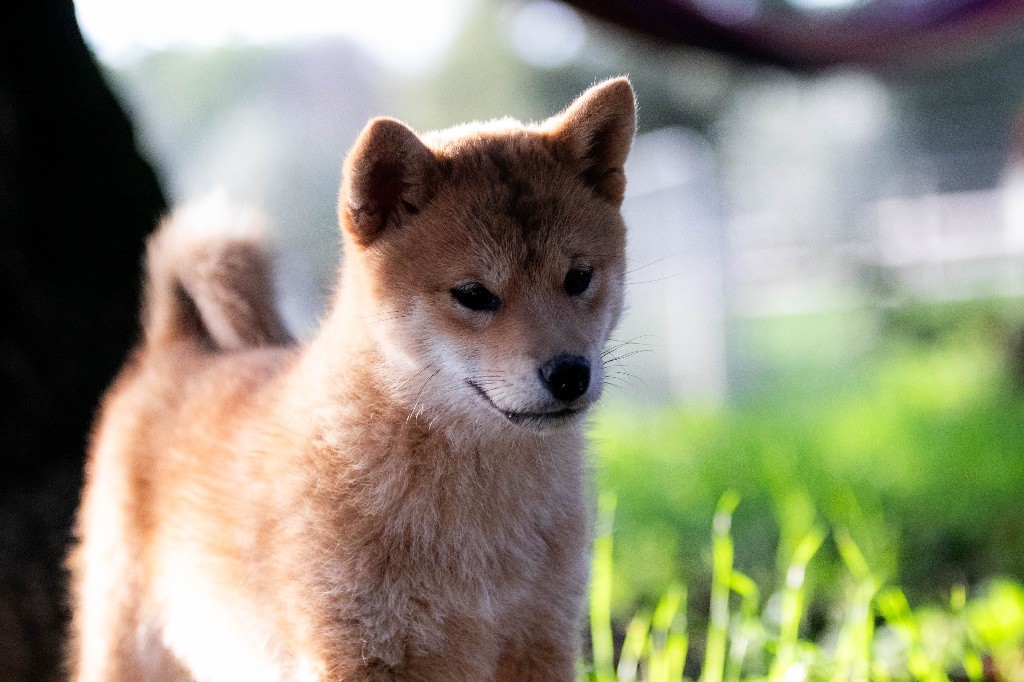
[339,117,436,246]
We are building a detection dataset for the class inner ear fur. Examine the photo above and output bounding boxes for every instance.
[340,117,436,246]
[546,77,637,205]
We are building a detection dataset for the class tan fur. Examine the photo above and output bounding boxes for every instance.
[67,78,636,681]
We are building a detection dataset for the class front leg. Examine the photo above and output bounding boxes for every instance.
[493,636,578,682]
[398,616,501,682]
[310,614,501,682]
[494,501,590,682]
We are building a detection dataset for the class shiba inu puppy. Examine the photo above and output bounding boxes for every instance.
[68,77,636,681]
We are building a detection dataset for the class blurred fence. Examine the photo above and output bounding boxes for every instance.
[618,127,728,403]
[619,128,1024,404]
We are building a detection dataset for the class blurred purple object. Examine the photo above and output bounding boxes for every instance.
[565,0,1024,66]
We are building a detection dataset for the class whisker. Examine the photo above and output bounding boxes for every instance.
[360,308,403,320]
[626,272,684,286]
[606,370,646,389]
[601,340,647,358]
[601,335,659,358]
[605,375,639,391]
[408,367,442,421]
[624,253,676,276]
[605,335,658,350]
[395,364,435,393]
[602,378,629,397]
[602,349,651,365]
[366,315,409,325]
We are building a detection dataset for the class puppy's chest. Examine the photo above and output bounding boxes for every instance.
[355,458,557,596]
[329,446,568,660]
[349,508,551,667]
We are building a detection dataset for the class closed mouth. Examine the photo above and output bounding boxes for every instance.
[466,380,583,425]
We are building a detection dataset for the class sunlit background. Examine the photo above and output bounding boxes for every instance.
[71,0,1024,674]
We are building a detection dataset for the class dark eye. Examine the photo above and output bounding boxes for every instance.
[450,282,500,312]
[564,266,593,296]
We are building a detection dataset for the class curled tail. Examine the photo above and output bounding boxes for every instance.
[143,193,292,352]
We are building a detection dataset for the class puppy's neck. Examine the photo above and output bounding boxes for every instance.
[296,351,578,471]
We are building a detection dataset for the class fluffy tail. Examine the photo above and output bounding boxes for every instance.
[142,193,292,352]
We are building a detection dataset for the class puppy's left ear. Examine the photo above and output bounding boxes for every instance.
[546,77,636,205]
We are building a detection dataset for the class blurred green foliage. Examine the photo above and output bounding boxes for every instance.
[591,301,1024,616]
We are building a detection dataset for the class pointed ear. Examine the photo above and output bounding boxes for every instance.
[547,77,636,205]
[339,117,436,246]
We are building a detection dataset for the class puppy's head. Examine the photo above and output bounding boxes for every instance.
[338,78,635,434]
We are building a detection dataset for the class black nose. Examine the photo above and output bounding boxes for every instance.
[539,355,591,403]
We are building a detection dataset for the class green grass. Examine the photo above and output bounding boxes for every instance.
[581,493,1024,681]
[582,301,1024,678]
[590,323,1024,612]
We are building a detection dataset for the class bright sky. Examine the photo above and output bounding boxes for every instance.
[73,0,473,72]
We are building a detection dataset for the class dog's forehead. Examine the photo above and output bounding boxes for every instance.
[441,134,561,193]
[439,137,579,261]
[406,132,625,282]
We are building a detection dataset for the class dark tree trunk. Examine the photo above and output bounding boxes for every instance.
[0,1,166,678]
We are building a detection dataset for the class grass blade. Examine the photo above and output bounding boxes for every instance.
[700,490,741,682]
[770,526,825,682]
[590,492,617,682]
[726,571,761,682]
[877,587,950,682]
[667,630,689,681]
[617,612,652,682]
[832,530,878,682]
[650,584,687,682]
